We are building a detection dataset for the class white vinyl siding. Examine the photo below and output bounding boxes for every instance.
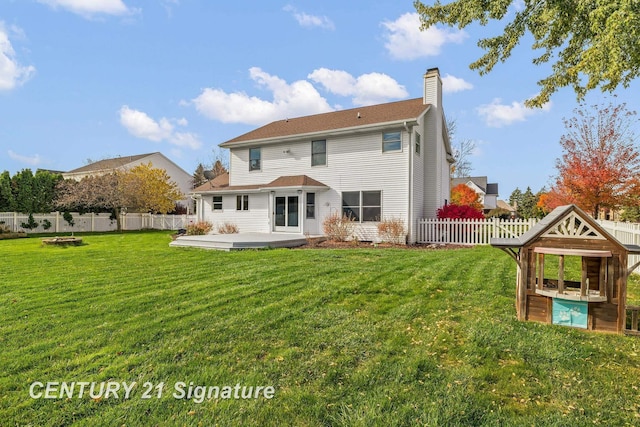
[201,193,270,233]
[228,130,410,240]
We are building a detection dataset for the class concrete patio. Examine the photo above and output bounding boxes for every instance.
[169,232,319,251]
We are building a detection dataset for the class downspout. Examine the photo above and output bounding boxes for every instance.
[405,121,413,244]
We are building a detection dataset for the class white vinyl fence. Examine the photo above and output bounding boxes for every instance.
[0,212,197,233]
[599,220,640,269]
[417,218,538,245]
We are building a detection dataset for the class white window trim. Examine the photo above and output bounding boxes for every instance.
[382,131,402,153]
[249,148,261,172]
[311,140,327,167]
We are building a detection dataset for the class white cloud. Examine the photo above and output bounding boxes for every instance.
[191,67,333,126]
[118,106,202,149]
[382,12,466,60]
[191,67,409,125]
[441,74,473,93]
[38,0,137,18]
[8,150,43,166]
[283,5,335,30]
[0,24,36,91]
[307,68,355,96]
[308,68,408,106]
[170,132,201,150]
[477,98,552,127]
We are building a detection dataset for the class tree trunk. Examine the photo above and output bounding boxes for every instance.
[114,207,122,232]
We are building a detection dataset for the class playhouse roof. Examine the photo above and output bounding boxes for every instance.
[491,204,640,254]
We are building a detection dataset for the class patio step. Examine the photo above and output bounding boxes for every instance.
[169,233,314,251]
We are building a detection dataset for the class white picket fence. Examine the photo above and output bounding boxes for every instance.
[417,218,538,245]
[417,217,640,269]
[0,212,197,233]
[599,220,640,269]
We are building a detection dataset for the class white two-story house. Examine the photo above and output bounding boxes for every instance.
[192,68,453,244]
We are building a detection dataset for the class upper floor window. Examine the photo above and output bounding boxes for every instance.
[415,132,421,155]
[311,140,327,166]
[382,132,401,152]
[249,148,261,171]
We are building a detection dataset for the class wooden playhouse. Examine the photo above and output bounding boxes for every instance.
[491,204,640,334]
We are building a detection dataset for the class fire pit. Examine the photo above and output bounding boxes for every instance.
[41,236,83,246]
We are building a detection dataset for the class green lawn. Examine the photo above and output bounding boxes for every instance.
[2,232,640,426]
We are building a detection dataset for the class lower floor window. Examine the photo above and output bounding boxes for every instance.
[236,194,249,211]
[342,191,381,222]
[212,196,222,211]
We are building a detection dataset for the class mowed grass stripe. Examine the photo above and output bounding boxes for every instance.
[3,232,640,426]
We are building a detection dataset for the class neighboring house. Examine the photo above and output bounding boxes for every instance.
[496,200,517,217]
[192,68,454,244]
[62,152,192,211]
[451,176,499,213]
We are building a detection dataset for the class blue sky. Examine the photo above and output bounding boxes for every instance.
[1,0,638,199]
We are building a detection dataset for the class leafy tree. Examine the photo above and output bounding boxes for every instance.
[33,170,62,213]
[11,169,36,214]
[209,159,227,179]
[119,163,183,214]
[192,163,207,188]
[508,188,522,210]
[620,205,640,223]
[450,183,483,210]
[55,164,183,231]
[0,171,13,211]
[509,187,541,219]
[546,101,639,217]
[55,173,124,230]
[1,169,61,213]
[518,187,538,219]
[415,0,640,107]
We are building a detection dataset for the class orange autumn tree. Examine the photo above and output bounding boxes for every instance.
[450,183,483,210]
[546,100,640,217]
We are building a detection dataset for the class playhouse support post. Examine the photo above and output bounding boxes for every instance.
[581,258,588,297]
[558,255,565,294]
[599,259,606,297]
[517,250,528,321]
[537,253,544,290]
[618,256,628,333]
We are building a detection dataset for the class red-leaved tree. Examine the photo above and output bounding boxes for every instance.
[437,204,484,220]
[546,100,640,217]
